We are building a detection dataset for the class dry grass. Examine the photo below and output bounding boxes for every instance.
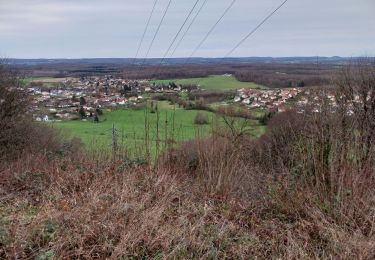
[2,145,375,259]
[1,154,261,259]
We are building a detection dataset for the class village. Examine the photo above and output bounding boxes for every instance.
[27,75,189,122]
[233,87,301,112]
[26,74,340,122]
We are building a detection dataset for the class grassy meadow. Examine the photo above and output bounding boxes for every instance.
[21,77,68,87]
[150,75,265,91]
[54,101,265,158]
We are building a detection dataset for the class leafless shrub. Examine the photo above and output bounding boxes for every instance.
[246,60,375,245]
[193,112,208,125]
[250,109,305,174]
[0,63,66,160]
[0,63,32,159]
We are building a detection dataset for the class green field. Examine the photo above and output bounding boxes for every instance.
[56,105,211,144]
[54,103,213,158]
[21,77,67,87]
[21,77,51,84]
[54,101,265,158]
[150,75,265,91]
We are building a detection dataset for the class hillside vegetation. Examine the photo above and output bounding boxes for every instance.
[1,62,375,259]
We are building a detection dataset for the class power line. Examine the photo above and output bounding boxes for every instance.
[195,0,289,87]
[138,0,173,71]
[153,0,201,75]
[132,0,159,65]
[222,0,289,59]
[170,0,209,58]
[184,0,237,64]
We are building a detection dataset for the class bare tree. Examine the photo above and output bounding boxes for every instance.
[0,61,30,159]
[0,61,66,161]
[334,58,375,165]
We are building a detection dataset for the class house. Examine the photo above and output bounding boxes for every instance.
[128,96,138,102]
[242,98,251,105]
[290,88,298,98]
[250,102,261,108]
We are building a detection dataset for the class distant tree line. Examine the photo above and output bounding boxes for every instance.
[234,64,334,88]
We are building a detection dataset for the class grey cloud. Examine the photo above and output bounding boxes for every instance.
[0,0,374,58]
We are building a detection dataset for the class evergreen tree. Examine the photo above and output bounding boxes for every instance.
[96,107,103,116]
[72,94,78,102]
[79,96,86,106]
[79,106,86,119]
[93,114,99,123]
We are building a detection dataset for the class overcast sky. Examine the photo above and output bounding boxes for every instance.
[0,0,374,59]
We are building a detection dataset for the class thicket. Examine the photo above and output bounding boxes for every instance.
[0,64,69,160]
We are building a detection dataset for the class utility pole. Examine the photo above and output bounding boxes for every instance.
[112,123,118,160]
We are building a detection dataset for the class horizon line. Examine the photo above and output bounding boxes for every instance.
[8,56,366,60]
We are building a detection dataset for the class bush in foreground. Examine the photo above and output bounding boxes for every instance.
[0,64,67,160]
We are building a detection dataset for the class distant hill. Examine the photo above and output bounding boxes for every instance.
[10,57,357,66]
